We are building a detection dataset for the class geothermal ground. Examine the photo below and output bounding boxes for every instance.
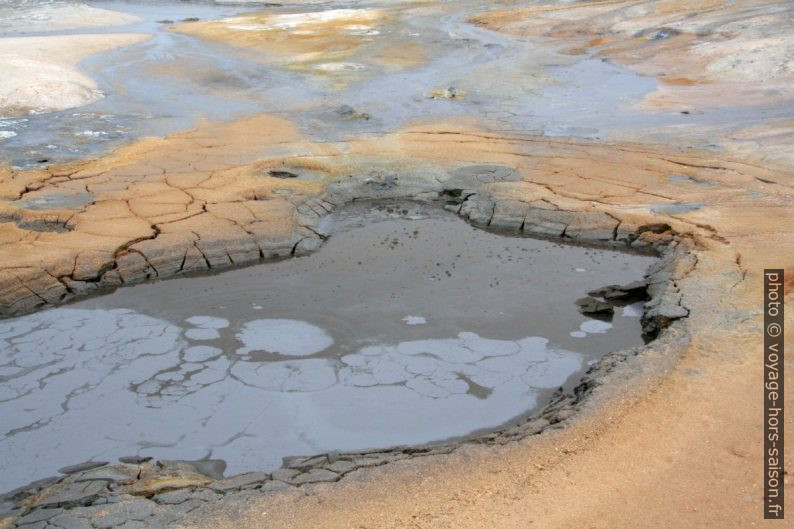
[0,1,792,528]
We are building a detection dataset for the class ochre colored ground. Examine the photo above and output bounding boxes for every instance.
[471,0,794,111]
[1,1,793,528]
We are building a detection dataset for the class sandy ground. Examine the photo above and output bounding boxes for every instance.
[471,0,794,111]
[0,1,140,33]
[1,116,792,527]
[0,34,150,117]
[0,0,147,117]
[172,5,429,85]
[0,1,793,528]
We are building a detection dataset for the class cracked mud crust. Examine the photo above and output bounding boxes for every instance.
[1,113,788,528]
[1,0,793,527]
[0,115,787,319]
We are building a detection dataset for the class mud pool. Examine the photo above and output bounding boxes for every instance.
[0,201,655,493]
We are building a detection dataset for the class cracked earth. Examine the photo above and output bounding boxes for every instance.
[1,0,793,528]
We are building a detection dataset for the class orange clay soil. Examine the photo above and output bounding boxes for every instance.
[171,5,429,86]
[1,113,792,529]
[1,1,794,527]
[471,0,794,111]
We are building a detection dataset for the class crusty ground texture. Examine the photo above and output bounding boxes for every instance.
[1,113,792,529]
[1,0,793,528]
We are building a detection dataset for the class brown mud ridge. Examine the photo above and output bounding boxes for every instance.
[0,110,791,528]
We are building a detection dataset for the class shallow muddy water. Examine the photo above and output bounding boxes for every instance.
[2,0,788,167]
[0,0,682,166]
[0,201,655,493]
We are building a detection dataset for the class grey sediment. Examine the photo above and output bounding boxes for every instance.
[0,178,696,528]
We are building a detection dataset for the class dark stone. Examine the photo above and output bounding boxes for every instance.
[335,105,371,121]
[58,462,109,475]
[575,297,615,316]
[269,170,299,179]
[587,280,648,302]
[119,456,152,465]
[73,467,136,485]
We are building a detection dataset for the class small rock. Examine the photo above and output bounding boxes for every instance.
[119,456,152,465]
[290,469,339,485]
[268,170,298,179]
[58,461,109,475]
[74,466,136,485]
[334,105,370,121]
[270,468,300,483]
[327,459,357,474]
[575,297,615,316]
[429,87,466,100]
[284,455,328,470]
[588,280,648,302]
[209,472,270,492]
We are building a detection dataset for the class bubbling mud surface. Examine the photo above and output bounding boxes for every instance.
[0,201,654,493]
